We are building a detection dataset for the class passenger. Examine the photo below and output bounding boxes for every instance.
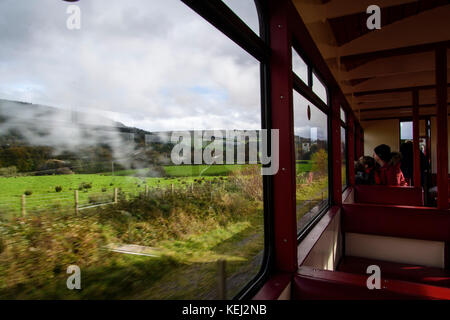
[373,144,408,186]
[355,156,377,185]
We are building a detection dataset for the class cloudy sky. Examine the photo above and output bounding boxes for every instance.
[0,0,263,132]
[292,47,328,141]
[293,91,328,142]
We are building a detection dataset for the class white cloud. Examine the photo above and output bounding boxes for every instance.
[0,0,261,132]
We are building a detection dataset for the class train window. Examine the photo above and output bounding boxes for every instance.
[221,0,260,35]
[292,48,308,84]
[340,107,346,124]
[312,72,328,104]
[400,121,413,144]
[293,91,329,233]
[340,107,348,189]
[341,126,348,189]
[0,0,264,299]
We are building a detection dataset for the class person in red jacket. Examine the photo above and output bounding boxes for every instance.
[373,144,408,186]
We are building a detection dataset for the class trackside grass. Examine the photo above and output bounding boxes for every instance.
[0,173,263,299]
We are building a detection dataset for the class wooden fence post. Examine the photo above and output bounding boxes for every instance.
[145,185,149,198]
[114,188,118,204]
[217,259,226,300]
[21,194,26,217]
[74,190,79,215]
[171,183,174,195]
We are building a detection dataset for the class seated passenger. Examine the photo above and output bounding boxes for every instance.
[373,144,408,186]
[355,156,376,185]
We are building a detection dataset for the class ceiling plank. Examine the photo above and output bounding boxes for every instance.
[339,41,450,68]
[360,106,447,120]
[361,113,450,122]
[293,0,419,23]
[340,52,441,80]
[357,103,450,113]
[328,0,450,46]
[357,99,413,109]
[351,84,450,96]
[357,98,449,110]
[345,69,450,95]
[355,91,412,103]
[354,88,450,107]
[337,6,450,58]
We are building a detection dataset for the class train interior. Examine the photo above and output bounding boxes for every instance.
[0,0,449,301]
[254,0,450,300]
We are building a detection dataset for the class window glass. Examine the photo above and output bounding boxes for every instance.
[293,91,329,233]
[312,73,328,104]
[400,121,413,144]
[292,48,308,84]
[340,107,346,123]
[0,0,264,299]
[341,126,348,189]
[222,0,260,35]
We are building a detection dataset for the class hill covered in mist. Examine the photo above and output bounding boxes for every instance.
[0,99,172,175]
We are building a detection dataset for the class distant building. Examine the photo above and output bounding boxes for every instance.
[302,142,310,152]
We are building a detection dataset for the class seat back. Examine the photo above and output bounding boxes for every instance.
[355,185,423,206]
[293,267,450,300]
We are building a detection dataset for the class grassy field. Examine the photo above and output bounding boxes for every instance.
[0,161,316,216]
[0,160,319,218]
[0,173,220,197]
[106,162,313,178]
[100,164,247,177]
[0,171,228,216]
[295,160,313,173]
[164,164,247,177]
[0,167,264,299]
[0,161,327,299]
[0,161,312,197]
[295,173,329,231]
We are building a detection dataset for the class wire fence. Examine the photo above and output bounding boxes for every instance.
[0,180,228,218]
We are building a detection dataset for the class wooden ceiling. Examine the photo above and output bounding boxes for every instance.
[292,0,450,121]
